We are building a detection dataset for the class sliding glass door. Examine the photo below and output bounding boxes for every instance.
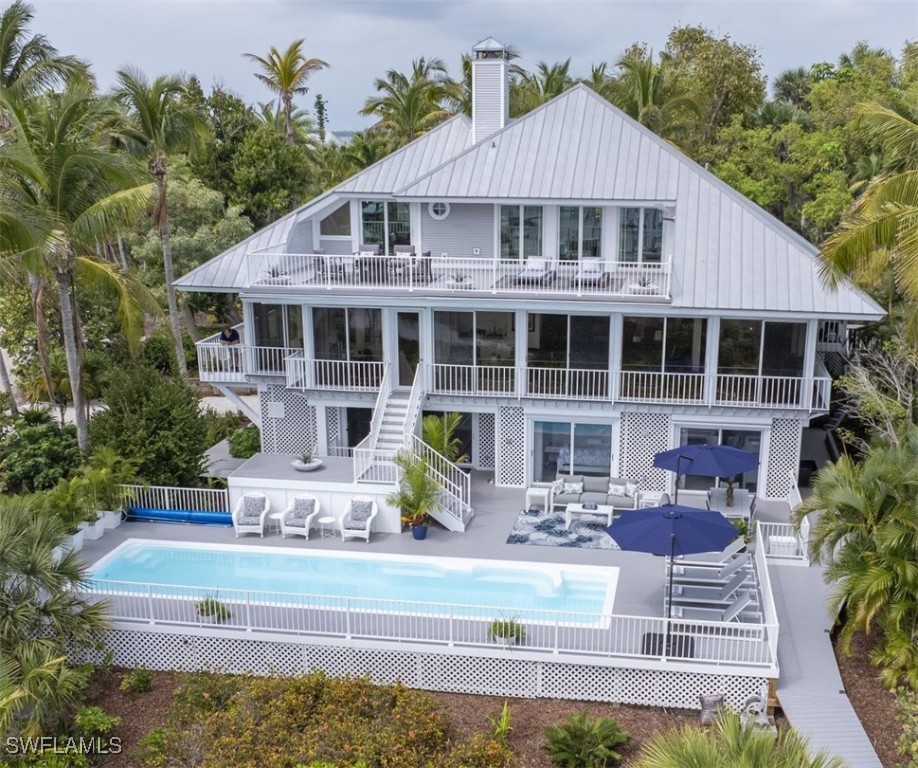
[533,421,613,482]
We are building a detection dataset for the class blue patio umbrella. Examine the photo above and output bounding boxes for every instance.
[653,444,758,503]
[606,504,740,625]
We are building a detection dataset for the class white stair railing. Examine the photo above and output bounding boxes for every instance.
[404,365,425,439]
[406,433,471,528]
[352,364,392,482]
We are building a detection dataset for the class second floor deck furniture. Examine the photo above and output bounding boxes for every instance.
[707,487,754,521]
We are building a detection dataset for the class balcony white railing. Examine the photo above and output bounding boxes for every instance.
[753,526,781,659]
[119,485,230,515]
[406,433,470,527]
[525,367,611,400]
[83,579,777,671]
[617,370,706,404]
[285,355,386,392]
[430,363,516,396]
[715,373,831,410]
[246,251,673,301]
[353,365,394,483]
[196,326,296,383]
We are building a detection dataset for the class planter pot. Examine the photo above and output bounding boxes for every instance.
[101,510,123,529]
[446,279,474,290]
[411,525,429,540]
[291,458,323,472]
[68,528,85,552]
[627,283,659,295]
[78,518,104,541]
[492,635,518,648]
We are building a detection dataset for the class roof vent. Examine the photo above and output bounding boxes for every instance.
[471,37,510,144]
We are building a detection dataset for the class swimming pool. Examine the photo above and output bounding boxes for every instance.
[90,540,617,622]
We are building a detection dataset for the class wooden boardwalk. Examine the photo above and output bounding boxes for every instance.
[769,563,882,768]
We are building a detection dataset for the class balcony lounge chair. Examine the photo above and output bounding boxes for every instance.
[574,260,609,287]
[389,244,416,280]
[515,257,556,285]
[666,570,750,607]
[280,493,320,539]
[233,492,270,537]
[669,590,755,623]
[339,496,378,543]
[675,536,745,566]
[668,552,752,585]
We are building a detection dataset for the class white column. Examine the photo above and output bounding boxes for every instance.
[705,316,720,405]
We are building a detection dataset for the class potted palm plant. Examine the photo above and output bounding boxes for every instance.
[386,451,442,540]
[487,615,525,646]
[79,448,139,529]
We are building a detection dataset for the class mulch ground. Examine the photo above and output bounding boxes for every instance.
[89,644,904,768]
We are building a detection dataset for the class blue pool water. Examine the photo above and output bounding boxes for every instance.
[91,541,615,618]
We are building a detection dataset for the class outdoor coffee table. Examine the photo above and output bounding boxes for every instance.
[565,503,615,529]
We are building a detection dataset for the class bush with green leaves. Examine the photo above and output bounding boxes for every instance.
[544,710,630,768]
[896,686,918,767]
[120,667,153,695]
[201,408,248,447]
[89,366,207,486]
[0,411,80,493]
[228,425,260,458]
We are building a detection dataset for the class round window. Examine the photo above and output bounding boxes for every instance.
[428,201,450,220]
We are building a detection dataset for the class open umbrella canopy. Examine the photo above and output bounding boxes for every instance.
[653,444,758,479]
[607,505,739,557]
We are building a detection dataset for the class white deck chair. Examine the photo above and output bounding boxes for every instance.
[515,257,556,284]
[339,497,378,543]
[670,591,755,623]
[674,537,745,566]
[280,494,320,539]
[667,570,750,607]
[669,552,752,585]
[232,492,270,537]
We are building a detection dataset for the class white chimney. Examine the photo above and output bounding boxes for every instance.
[471,37,510,143]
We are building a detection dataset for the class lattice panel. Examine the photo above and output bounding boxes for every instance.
[326,406,340,454]
[496,406,526,486]
[82,628,770,711]
[766,418,802,499]
[259,385,317,454]
[478,412,496,470]
[619,413,671,490]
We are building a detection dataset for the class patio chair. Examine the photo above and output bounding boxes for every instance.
[515,256,556,285]
[358,243,381,255]
[669,590,755,623]
[675,536,745,566]
[232,492,270,537]
[574,260,609,287]
[339,496,378,543]
[666,570,751,607]
[280,493,320,540]
[389,244,416,280]
[669,552,752,585]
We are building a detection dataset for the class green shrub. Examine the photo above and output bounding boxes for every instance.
[0,412,80,492]
[444,733,515,768]
[89,366,207,486]
[201,408,248,446]
[487,617,525,643]
[139,332,179,376]
[135,727,168,767]
[196,596,231,622]
[74,705,121,738]
[120,667,153,695]
[544,710,629,768]
[228,425,260,458]
[169,672,242,724]
[896,686,918,767]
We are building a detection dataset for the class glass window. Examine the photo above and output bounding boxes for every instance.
[476,312,515,365]
[312,308,347,360]
[319,203,351,237]
[312,308,381,361]
[762,322,806,377]
[718,320,762,375]
[620,207,663,263]
[621,317,665,370]
[665,318,707,373]
[677,427,760,492]
[253,302,305,348]
[500,205,542,260]
[348,309,382,361]
[527,314,567,368]
[361,201,410,253]
[572,423,612,476]
[286,305,303,349]
[534,421,569,483]
[570,316,609,369]
[434,311,474,365]
[559,206,602,261]
[360,201,385,248]
[533,421,612,482]
[387,202,411,251]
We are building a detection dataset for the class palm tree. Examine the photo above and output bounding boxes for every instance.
[244,39,328,146]
[113,67,206,379]
[0,494,108,737]
[0,88,156,451]
[512,59,573,116]
[361,57,452,144]
[255,98,318,148]
[636,708,847,768]
[582,62,617,102]
[773,66,811,109]
[421,412,469,464]
[817,96,918,300]
[0,0,89,98]
[610,52,701,142]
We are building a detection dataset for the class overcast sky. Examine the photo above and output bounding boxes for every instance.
[30,0,917,132]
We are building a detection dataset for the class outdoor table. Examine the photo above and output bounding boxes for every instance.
[707,487,753,520]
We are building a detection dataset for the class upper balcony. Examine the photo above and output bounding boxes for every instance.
[245,250,672,302]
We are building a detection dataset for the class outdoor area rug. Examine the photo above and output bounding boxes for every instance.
[506,508,620,549]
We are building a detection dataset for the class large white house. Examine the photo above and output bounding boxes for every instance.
[177,37,883,532]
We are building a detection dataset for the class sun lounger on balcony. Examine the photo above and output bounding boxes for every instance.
[666,570,749,607]
[515,257,556,284]
[674,537,745,566]
[668,552,752,585]
[669,591,755,623]
[574,261,609,286]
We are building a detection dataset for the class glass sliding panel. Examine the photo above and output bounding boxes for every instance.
[387,202,411,253]
[476,312,514,364]
[559,206,579,261]
[320,203,351,236]
[619,208,640,262]
[396,312,420,388]
[252,303,284,347]
[346,407,372,448]
[642,208,663,262]
[665,318,706,373]
[312,308,347,359]
[582,207,602,258]
[762,322,805,376]
[570,316,609,369]
[434,312,474,394]
[722,429,761,492]
[500,205,520,259]
[522,206,543,257]
[286,305,303,349]
[621,317,665,370]
[348,309,382,362]
[718,320,761,375]
[527,314,567,368]
[572,423,612,477]
[678,427,719,490]
[534,421,570,483]
[360,201,385,248]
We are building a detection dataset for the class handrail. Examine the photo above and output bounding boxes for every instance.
[118,484,229,513]
[353,364,391,483]
[404,365,425,439]
[407,433,470,525]
[753,523,781,661]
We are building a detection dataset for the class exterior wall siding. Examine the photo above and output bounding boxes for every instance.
[422,204,494,259]
[318,238,353,255]
[286,220,313,254]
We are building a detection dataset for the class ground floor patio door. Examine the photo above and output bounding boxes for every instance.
[396,311,420,388]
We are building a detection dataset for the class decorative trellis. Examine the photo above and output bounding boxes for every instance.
[766,418,802,499]
[497,406,526,486]
[619,412,671,489]
[478,412,496,470]
[259,385,317,454]
[80,628,767,710]
[326,407,340,454]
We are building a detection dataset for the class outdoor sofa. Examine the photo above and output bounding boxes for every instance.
[549,474,639,511]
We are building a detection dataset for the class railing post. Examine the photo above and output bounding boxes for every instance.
[246,592,252,631]
[448,607,454,646]
[147,584,155,624]
[345,598,352,639]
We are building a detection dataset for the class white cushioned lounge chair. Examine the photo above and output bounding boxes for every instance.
[280,493,320,540]
[339,496,378,543]
[233,492,270,537]
[515,256,556,284]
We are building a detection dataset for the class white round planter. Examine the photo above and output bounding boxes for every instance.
[291,458,323,472]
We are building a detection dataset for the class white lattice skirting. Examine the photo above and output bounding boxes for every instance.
[81,626,767,711]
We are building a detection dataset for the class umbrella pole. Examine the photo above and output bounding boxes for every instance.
[665,531,675,654]
[673,456,682,505]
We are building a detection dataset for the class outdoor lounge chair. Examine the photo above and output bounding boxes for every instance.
[669,590,755,623]
[232,492,270,537]
[339,496,378,543]
[666,570,750,607]
[280,493,320,539]
[674,537,745,566]
[574,260,609,286]
[515,257,556,284]
[668,552,752,585]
